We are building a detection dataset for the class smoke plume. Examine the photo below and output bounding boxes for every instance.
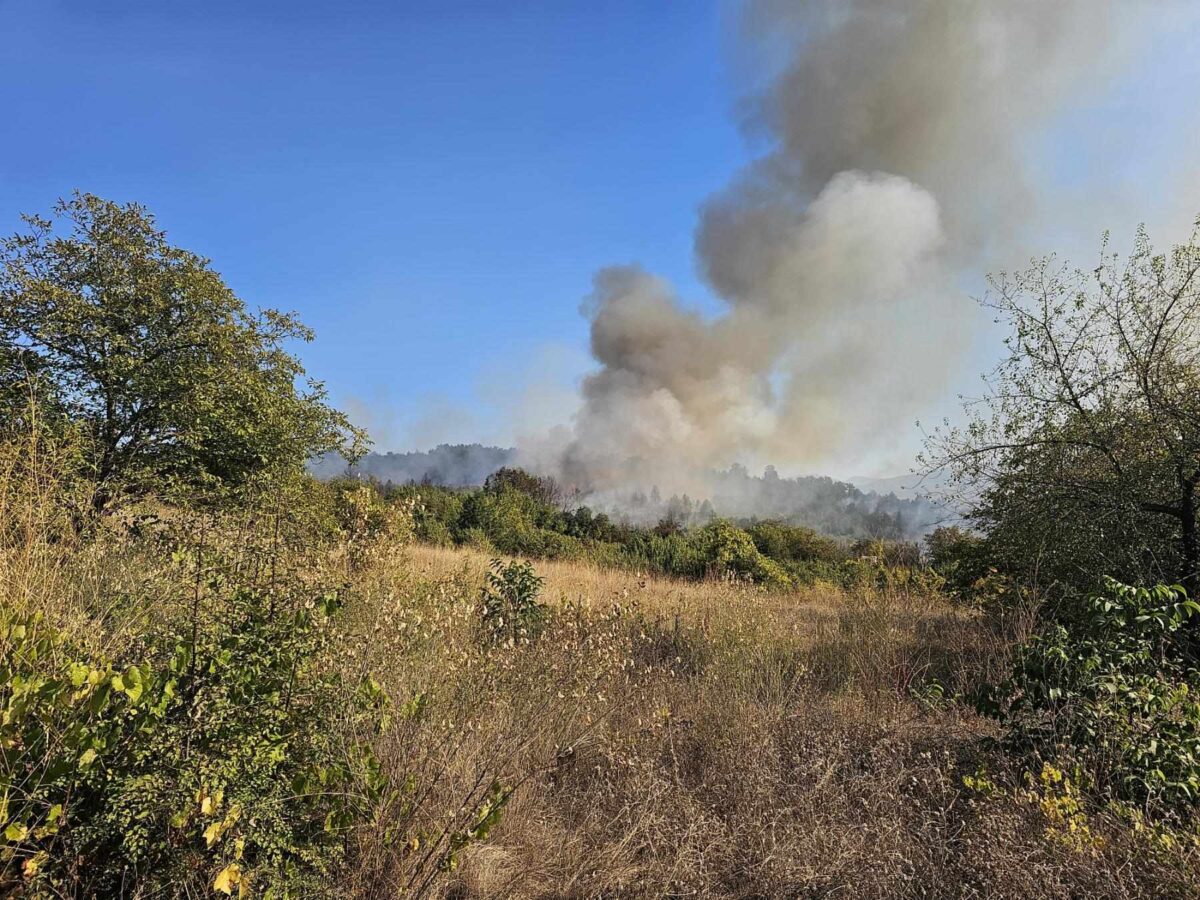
[549,0,1155,495]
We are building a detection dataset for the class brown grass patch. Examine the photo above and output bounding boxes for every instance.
[347,544,1200,898]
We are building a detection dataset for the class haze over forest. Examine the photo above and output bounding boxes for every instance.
[312,444,947,539]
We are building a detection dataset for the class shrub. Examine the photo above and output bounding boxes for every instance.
[460,527,495,555]
[748,521,843,564]
[457,488,545,556]
[925,526,989,600]
[0,583,388,896]
[479,559,546,647]
[697,520,791,588]
[416,514,454,547]
[536,530,587,560]
[392,485,464,546]
[986,578,1200,811]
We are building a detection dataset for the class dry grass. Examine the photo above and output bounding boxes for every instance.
[8,447,1199,899]
[348,544,1200,899]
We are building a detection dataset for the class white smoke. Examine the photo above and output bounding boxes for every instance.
[534,0,1194,497]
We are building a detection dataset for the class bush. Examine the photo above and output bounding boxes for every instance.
[925,526,989,600]
[460,527,495,555]
[479,559,547,647]
[696,520,791,588]
[536,530,587,560]
[416,514,454,547]
[457,488,545,556]
[986,578,1200,811]
[394,485,463,546]
[0,582,388,896]
[748,521,843,565]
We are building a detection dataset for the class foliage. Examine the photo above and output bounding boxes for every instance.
[987,578,1200,811]
[924,223,1200,599]
[746,521,842,566]
[696,520,792,588]
[0,577,388,897]
[370,474,947,591]
[0,193,365,519]
[331,480,415,569]
[439,780,512,874]
[482,467,561,506]
[925,526,990,600]
[458,485,552,556]
[412,492,464,546]
[479,559,547,647]
[1025,762,1104,854]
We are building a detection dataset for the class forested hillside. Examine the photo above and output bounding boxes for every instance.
[314,448,948,540]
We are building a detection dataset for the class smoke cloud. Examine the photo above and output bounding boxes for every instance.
[547,0,1166,495]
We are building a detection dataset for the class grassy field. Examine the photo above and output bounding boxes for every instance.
[6,449,1200,897]
[346,543,1200,898]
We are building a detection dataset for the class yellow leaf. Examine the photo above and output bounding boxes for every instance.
[201,787,223,816]
[22,851,47,878]
[213,863,241,895]
[204,821,224,848]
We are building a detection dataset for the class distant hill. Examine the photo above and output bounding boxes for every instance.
[311,447,953,541]
[309,444,515,486]
[849,471,950,501]
[708,465,950,540]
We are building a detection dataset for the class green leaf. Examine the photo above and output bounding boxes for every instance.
[121,666,145,703]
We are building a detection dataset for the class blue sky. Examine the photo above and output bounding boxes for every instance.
[1,0,747,447]
[3,1,1200,468]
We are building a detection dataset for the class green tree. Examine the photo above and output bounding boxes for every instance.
[482,466,562,506]
[0,194,364,516]
[925,223,1200,598]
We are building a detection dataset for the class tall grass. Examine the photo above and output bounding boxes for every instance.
[3,436,1199,897]
[350,545,1200,898]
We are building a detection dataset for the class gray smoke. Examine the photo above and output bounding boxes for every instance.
[549,0,1163,495]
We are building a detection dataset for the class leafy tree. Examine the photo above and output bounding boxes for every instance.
[482,467,562,506]
[925,223,1200,596]
[0,193,364,517]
